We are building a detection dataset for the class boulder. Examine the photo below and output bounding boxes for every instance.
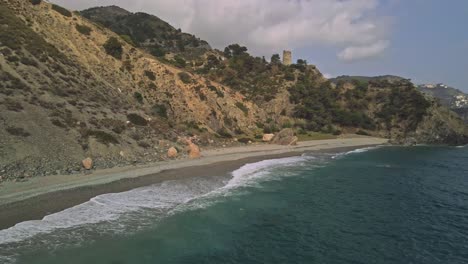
[187,143,201,159]
[271,128,298,146]
[167,147,178,158]
[82,157,93,170]
[262,134,275,142]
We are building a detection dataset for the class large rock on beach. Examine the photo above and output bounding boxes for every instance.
[167,147,178,158]
[271,128,298,146]
[262,134,275,142]
[180,137,201,159]
[82,157,93,170]
[187,142,201,159]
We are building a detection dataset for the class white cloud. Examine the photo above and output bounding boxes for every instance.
[52,0,391,61]
[338,40,389,61]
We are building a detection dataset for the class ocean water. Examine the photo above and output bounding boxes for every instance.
[1,146,468,264]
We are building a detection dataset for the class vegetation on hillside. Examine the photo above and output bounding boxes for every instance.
[51,4,72,17]
[103,37,123,59]
[81,7,210,60]
[75,24,92,35]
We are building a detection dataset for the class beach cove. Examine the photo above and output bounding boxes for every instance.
[0,137,387,230]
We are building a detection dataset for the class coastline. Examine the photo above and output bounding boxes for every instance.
[0,137,387,230]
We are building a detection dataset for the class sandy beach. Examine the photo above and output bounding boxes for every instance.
[0,137,387,229]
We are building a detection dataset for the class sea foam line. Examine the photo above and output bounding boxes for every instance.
[332,146,381,159]
[0,155,316,247]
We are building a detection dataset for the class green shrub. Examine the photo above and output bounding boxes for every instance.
[333,130,342,135]
[101,118,126,134]
[138,141,151,149]
[75,24,92,35]
[6,55,19,63]
[178,72,192,84]
[119,35,136,46]
[173,55,186,68]
[185,121,203,132]
[84,130,119,145]
[263,126,272,134]
[6,127,31,137]
[51,4,72,17]
[217,128,232,138]
[263,124,279,134]
[103,37,123,59]
[284,71,295,81]
[282,120,292,128]
[133,92,143,104]
[235,102,249,115]
[149,45,165,57]
[29,0,41,5]
[51,119,66,128]
[127,113,148,126]
[298,128,307,135]
[151,104,168,118]
[356,129,370,136]
[148,83,157,90]
[144,70,156,81]
[207,85,224,97]
[5,100,23,111]
[20,56,38,66]
[238,138,253,144]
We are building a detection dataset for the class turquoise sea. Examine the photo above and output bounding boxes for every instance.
[1,146,468,263]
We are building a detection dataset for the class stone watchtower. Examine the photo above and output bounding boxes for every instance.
[283,50,292,65]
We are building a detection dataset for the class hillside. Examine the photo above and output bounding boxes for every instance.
[0,0,467,181]
[80,6,211,60]
[0,0,266,181]
[417,84,468,123]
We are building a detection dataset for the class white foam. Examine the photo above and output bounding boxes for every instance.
[0,155,319,248]
[169,156,316,214]
[226,156,310,188]
[0,179,212,245]
[332,146,380,159]
[0,256,14,264]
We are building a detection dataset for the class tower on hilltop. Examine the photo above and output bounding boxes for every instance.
[283,50,292,65]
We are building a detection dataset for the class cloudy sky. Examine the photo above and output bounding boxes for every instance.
[52,0,468,91]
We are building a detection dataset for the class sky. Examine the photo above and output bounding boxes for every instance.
[52,0,468,91]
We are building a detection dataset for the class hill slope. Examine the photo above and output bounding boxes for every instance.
[417,84,468,124]
[0,0,266,180]
[0,0,467,181]
[81,6,211,60]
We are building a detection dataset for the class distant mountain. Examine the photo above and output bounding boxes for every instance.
[417,84,468,123]
[330,75,409,84]
[417,83,468,109]
[81,6,211,59]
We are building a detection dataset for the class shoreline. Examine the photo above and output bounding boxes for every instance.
[0,137,387,230]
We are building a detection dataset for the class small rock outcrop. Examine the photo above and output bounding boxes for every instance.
[167,147,178,158]
[262,134,274,142]
[82,157,93,170]
[271,128,298,146]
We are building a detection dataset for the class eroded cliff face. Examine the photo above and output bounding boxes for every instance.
[0,0,266,179]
